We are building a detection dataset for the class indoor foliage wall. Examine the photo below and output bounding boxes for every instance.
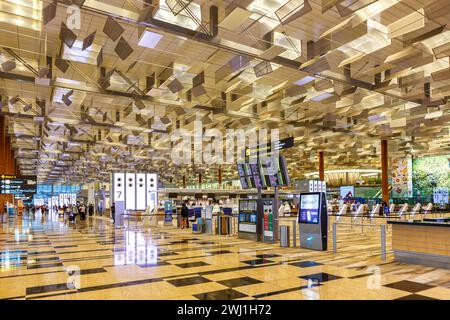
[412,155,450,197]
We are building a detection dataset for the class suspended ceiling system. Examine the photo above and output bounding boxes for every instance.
[1,0,450,184]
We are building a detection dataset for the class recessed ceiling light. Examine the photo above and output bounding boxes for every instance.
[138,30,164,49]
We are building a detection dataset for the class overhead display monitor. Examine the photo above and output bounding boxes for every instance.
[298,193,320,224]
[259,155,290,187]
[237,155,291,189]
[249,163,263,188]
[276,155,290,186]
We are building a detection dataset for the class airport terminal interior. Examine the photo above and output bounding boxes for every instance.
[1,0,450,301]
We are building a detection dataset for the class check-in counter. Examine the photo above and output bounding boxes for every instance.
[389,220,450,269]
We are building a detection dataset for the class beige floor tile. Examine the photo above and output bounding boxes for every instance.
[232,282,283,296]
[418,287,450,300]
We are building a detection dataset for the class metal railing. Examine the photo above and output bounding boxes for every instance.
[332,222,387,261]
[119,211,241,236]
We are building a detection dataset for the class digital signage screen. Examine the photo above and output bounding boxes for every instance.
[279,155,290,186]
[249,163,262,188]
[239,177,249,189]
[298,193,320,224]
[237,155,290,189]
[237,164,246,178]
[0,175,37,202]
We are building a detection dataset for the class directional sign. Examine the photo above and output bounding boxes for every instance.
[0,175,37,201]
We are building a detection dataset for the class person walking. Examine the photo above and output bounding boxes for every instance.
[79,203,86,221]
[111,202,115,224]
[181,202,188,229]
[88,203,94,216]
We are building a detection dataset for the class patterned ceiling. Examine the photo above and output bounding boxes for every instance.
[1,0,450,184]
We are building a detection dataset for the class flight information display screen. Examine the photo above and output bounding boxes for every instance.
[237,156,290,189]
[249,163,262,188]
[298,193,320,224]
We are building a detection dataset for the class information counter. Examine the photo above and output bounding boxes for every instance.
[389,220,450,269]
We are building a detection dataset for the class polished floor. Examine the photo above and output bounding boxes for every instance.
[1,212,450,300]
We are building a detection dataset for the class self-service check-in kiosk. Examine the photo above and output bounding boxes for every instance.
[298,192,328,251]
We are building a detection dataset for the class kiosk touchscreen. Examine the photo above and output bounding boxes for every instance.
[298,192,328,251]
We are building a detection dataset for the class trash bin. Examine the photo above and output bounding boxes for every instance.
[217,215,231,235]
[280,225,290,247]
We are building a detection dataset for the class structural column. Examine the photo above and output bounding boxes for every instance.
[11,149,16,175]
[318,151,325,181]
[5,136,13,175]
[218,167,222,186]
[381,139,389,204]
[198,173,202,185]
[0,115,5,173]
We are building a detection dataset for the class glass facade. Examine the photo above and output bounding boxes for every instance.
[34,184,82,202]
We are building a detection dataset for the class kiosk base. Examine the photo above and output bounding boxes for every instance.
[238,232,258,241]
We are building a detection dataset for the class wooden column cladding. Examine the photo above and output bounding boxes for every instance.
[318,151,325,181]
[381,139,389,204]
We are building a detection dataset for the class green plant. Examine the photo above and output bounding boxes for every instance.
[412,155,450,197]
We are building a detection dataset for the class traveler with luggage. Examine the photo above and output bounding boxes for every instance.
[181,202,189,229]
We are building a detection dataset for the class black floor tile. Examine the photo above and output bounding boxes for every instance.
[31,257,60,263]
[218,277,262,288]
[28,250,57,256]
[206,250,232,256]
[395,294,439,300]
[241,259,274,266]
[137,261,171,267]
[168,240,189,244]
[253,283,321,299]
[26,283,72,295]
[290,261,323,268]
[167,276,212,287]
[176,261,210,268]
[255,254,281,259]
[299,273,342,283]
[196,241,215,245]
[384,280,434,293]
[157,252,178,257]
[194,288,248,300]
[76,277,164,293]
[97,241,121,245]
[27,262,64,270]
[74,268,107,275]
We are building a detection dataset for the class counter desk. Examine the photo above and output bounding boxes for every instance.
[389,220,450,269]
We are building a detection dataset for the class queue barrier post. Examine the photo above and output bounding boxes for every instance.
[381,224,386,261]
[280,225,290,247]
[332,222,337,254]
[292,220,297,247]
